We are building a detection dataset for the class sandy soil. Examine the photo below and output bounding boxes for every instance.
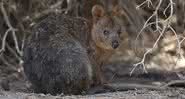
[0,88,185,99]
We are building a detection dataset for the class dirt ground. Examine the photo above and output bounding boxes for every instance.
[0,61,185,99]
[1,88,185,99]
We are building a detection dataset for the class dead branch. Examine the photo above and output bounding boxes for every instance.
[23,0,65,27]
[0,28,10,53]
[0,2,22,56]
[160,80,185,88]
[131,0,176,75]
[104,83,165,90]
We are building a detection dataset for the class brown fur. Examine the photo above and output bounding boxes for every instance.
[90,5,123,84]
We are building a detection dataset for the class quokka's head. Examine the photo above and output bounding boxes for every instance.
[91,5,124,50]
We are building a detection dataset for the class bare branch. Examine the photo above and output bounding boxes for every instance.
[0,28,10,53]
[23,0,65,25]
[131,0,175,75]
[160,80,185,88]
[136,0,153,9]
[0,2,22,56]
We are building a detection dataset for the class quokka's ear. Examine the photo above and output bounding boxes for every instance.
[112,5,125,16]
[92,5,105,23]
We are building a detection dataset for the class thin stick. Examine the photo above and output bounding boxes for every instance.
[131,0,175,75]
[0,2,22,55]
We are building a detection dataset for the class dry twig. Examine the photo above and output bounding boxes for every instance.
[160,80,185,88]
[0,2,22,56]
[0,1,24,70]
[130,0,176,76]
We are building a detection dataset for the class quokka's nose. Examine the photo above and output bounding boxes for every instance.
[112,40,119,49]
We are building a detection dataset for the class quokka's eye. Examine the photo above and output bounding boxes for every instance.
[103,30,109,35]
[118,30,121,35]
[117,29,122,35]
